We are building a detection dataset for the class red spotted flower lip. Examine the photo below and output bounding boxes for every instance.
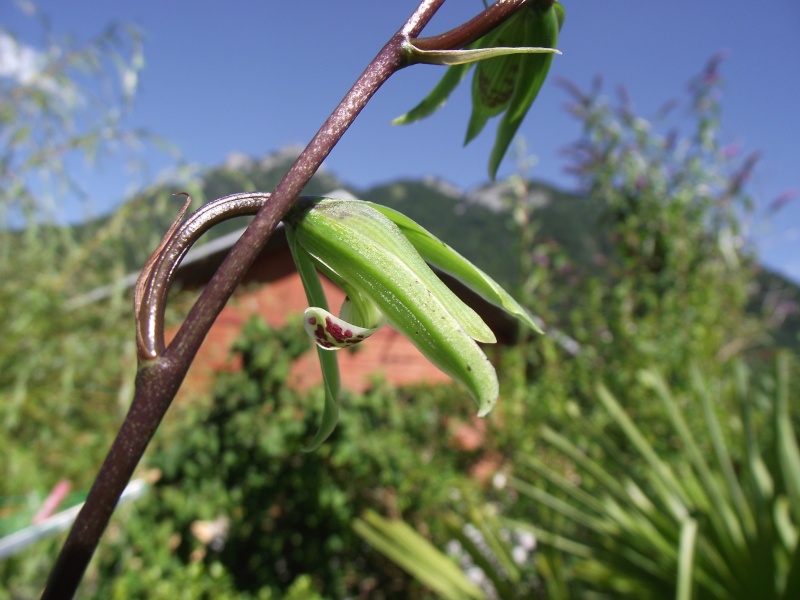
[304,308,379,351]
[306,315,369,350]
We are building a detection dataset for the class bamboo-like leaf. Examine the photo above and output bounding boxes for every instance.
[503,518,594,559]
[639,370,746,549]
[775,352,800,522]
[520,454,608,516]
[391,60,473,125]
[353,511,485,600]
[692,366,755,537]
[539,426,635,508]
[677,518,698,600]
[736,362,775,508]
[467,506,521,585]
[511,477,609,534]
[781,539,800,600]
[774,497,798,552]
[443,514,514,598]
[596,383,691,521]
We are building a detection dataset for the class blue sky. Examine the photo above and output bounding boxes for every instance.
[3,1,799,282]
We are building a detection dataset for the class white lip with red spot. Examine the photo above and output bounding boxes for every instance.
[303,307,381,350]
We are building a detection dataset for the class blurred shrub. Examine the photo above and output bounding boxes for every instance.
[0,11,151,512]
[86,316,490,598]
[350,57,791,599]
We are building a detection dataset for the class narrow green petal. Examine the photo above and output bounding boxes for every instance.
[554,1,567,31]
[287,199,499,416]
[307,348,340,452]
[286,226,341,451]
[366,201,543,334]
[339,289,387,330]
[391,62,472,126]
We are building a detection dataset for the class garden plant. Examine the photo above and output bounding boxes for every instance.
[38,1,565,596]
[338,55,800,599]
[4,1,796,597]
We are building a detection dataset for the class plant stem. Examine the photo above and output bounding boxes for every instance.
[413,0,530,51]
[42,1,530,596]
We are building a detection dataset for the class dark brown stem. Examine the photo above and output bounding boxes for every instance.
[412,0,530,51]
[42,0,522,596]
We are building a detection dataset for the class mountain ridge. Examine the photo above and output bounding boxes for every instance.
[68,147,800,352]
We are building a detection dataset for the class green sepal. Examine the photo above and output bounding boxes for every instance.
[286,226,341,451]
[554,1,566,30]
[366,201,543,334]
[395,1,564,181]
[293,200,495,344]
[394,39,559,127]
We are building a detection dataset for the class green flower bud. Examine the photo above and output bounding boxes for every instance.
[285,197,541,449]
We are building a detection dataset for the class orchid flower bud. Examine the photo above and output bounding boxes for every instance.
[285,197,541,449]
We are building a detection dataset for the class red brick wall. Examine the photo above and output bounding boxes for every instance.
[168,271,452,402]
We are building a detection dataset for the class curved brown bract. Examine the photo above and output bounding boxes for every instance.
[135,192,271,361]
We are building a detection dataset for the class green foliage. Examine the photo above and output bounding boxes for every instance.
[0,14,179,594]
[0,16,146,223]
[558,55,761,379]
[349,59,793,599]
[4,8,797,597]
[356,356,800,600]
[511,355,800,600]
[0,16,152,501]
[396,0,564,179]
[353,510,485,600]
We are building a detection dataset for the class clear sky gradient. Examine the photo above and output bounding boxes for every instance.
[4,1,799,282]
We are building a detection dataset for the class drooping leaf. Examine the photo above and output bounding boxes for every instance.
[391,61,473,125]
[488,1,563,179]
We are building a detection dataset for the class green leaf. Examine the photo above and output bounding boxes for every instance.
[353,510,485,600]
[394,2,564,179]
[488,2,562,179]
[677,518,699,600]
[391,61,472,126]
[775,352,800,522]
